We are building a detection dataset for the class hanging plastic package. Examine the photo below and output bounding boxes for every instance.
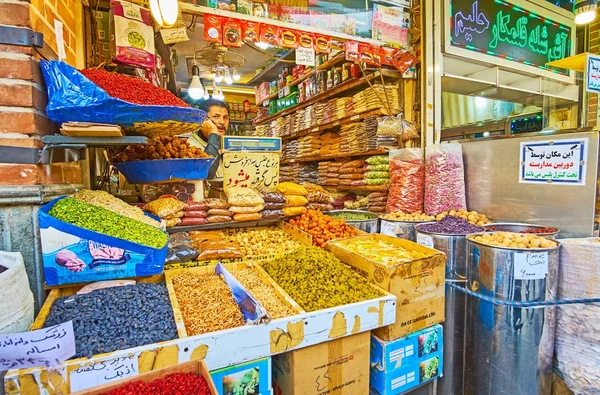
[215,263,270,324]
[40,60,207,137]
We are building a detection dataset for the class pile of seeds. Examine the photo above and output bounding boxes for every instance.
[44,283,177,358]
[234,268,297,319]
[262,246,382,312]
[171,272,245,336]
[73,190,160,228]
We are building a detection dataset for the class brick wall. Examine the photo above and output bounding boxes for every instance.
[0,0,84,186]
[588,21,600,127]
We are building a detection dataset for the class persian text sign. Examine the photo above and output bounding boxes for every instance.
[0,322,75,370]
[586,54,600,93]
[223,152,280,192]
[450,0,571,74]
[519,139,587,185]
[69,354,139,392]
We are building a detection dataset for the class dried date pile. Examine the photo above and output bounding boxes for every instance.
[113,136,211,162]
[44,283,177,358]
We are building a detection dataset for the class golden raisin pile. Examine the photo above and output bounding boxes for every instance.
[113,136,211,162]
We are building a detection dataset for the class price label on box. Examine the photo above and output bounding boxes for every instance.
[416,233,434,248]
[514,252,548,280]
[69,354,139,392]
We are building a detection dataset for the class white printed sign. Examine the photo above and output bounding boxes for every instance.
[296,47,316,66]
[514,252,548,280]
[0,322,75,370]
[519,139,587,185]
[416,233,434,248]
[69,354,139,392]
[586,54,600,93]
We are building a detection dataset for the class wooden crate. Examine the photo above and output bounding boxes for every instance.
[164,262,305,338]
[70,359,218,395]
[327,234,446,340]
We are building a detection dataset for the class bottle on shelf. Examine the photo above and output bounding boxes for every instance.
[326,70,334,90]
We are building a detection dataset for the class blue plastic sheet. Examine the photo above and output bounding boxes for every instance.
[40,60,207,128]
[113,157,215,183]
[39,197,168,286]
[215,263,270,324]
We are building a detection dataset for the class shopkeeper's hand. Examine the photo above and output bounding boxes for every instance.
[200,118,224,138]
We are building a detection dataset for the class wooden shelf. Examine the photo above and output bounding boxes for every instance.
[280,148,388,165]
[255,70,399,125]
[280,108,387,141]
[247,49,295,86]
[256,52,347,105]
[332,185,389,192]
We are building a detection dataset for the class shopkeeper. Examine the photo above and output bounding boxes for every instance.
[188,99,230,179]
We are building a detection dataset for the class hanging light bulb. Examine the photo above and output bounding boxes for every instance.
[203,90,210,100]
[232,69,241,81]
[224,68,233,85]
[149,0,178,28]
[256,42,270,50]
[574,0,597,24]
[188,65,205,100]
[214,68,224,83]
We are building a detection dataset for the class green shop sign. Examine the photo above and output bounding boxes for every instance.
[450,0,571,75]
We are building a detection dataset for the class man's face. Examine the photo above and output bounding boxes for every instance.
[207,105,229,132]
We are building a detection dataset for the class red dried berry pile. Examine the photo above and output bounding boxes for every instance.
[81,69,189,107]
[105,372,211,395]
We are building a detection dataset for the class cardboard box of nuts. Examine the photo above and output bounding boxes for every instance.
[326,234,446,340]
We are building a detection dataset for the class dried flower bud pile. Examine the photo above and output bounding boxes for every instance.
[380,211,435,222]
[105,372,211,395]
[416,215,483,235]
[171,271,245,336]
[234,268,297,319]
[44,283,177,358]
[468,232,558,249]
[262,246,382,312]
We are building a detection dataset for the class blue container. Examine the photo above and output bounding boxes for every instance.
[39,197,168,285]
[113,157,214,183]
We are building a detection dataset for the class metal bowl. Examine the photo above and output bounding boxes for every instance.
[483,223,560,239]
[329,210,379,233]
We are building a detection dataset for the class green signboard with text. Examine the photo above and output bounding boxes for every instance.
[450,0,571,75]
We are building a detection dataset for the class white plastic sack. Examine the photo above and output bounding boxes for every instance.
[0,251,34,334]
[555,238,600,394]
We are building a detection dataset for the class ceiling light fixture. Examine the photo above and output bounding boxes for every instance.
[149,0,178,28]
[214,69,224,83]
[574,0,598,24]
[232,69,241,81]
[224,68,233,85]
[188,65,205,100]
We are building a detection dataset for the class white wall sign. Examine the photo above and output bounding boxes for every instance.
[69,354,139,392]
[514,252,548,280]
[586,54,600,93]
[519,139,587,185]
[0,322,75,370]
[296,48,316,66]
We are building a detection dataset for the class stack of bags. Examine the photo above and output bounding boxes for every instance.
[364,116,396,150]
[277,182,308,217]
[338,160,366,188]
[332,192,357,210]
[297,107,311,131]
[318,162,332,185]
[279,163,300,182]
[282,140,298,161]
[226,187,264,222]
[304,183,334,211]
[272,117,286,137]
[298,135,321,158]
[337,97,354,119]
[255,124,270,137]
[310,103,324,128]
[144,196,187,228]
[364,155,391,186]
[298,163,319,184]
[353,84,400,114]
[260,191,286,218]
[344,195,369,209]
[322,98,338,124]
[326,162,342,186]
[367,191,388,213]
[320,132,341,156]
[203,198,232,223]
[340,123,367,154]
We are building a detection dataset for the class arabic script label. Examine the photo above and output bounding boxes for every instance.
[0,321,75,370]
[69,354,139,392]
[519,139,587,185]
[513,251,548,280]
[223,152,280,192]
[587,54,600,93]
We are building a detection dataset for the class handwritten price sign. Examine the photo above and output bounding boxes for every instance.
[69,354,139,392]
[519,139,587,185]
[223,152,279,192]
[0,321,75,370]
[586,54,600,93]
[514,252,548,280]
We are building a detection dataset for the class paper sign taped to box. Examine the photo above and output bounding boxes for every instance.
[0,322,75,370]
[223,152,280,192]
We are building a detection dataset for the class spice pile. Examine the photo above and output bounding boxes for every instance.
[113,137,211,162]
[468,232,558,249]
[381,211,434,222]
[262,246,382,312]
[416,215,483,235]
[225,229,301,257]
[329,238,430,266]
[81,69,189,107]
[234,268,297,319]
[49,197,168,249]
[435,209,490,226]
[171,271,245,336]
[44,283,177,358]
[289,210,358,247]
[73,189,160,228]
[105,373,212,395]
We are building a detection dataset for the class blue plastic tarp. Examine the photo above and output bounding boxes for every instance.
[40,60,207,127]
